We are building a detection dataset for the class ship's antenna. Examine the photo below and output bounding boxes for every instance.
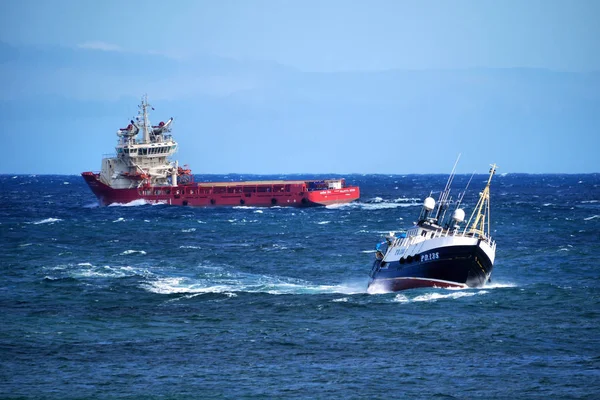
[141,94,152,144]
[464,164,497,238]
[435,153,461,224]
[455,170,475,210]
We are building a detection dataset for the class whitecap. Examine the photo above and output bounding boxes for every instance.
[317,221,331,225]
[181,228,196,233]
[581,200,599,204]
[412,291,477,302]
[482,282,516,289]
[366,281,391,294]
[361,250,377,253]
[141,273,366,296]
[393,294,410,303]
[332,297,349,303]
[179,245,201,249]
[63,182,70,185]
[74,264,150,279]
[113,217,126,223]
[360,202,420,210]
[254,210,264,214]
[584,215,599,221]
[393,197,421,202]
[33,218,62,225]
[120,250,147,255]
[108,199,165,207]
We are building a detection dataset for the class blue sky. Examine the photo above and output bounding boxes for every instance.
[0,0,599,174]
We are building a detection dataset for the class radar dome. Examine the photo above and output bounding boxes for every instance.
[423,197,435,211]
[452,208,465,223]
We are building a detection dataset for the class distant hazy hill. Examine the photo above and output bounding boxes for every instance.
[1,42,598,174]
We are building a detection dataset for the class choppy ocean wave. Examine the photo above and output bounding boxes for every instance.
[31,217,63,225]
[141,271,367,296]
[2,173,599,399]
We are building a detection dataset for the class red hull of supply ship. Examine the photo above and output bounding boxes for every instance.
[82,97,360,207]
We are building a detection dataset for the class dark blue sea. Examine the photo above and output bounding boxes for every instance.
[1,173,599,399]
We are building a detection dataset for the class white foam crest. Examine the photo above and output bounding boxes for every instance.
[393,294,411,303]
[33,218,62,225]
[581,200,599,204]
[361,249,377,253]
[371,282,511,297]
[181,228,196,232]
[73,263,151,278]
[412,291,477,302]
[393,197,421,202]
[366,281,391,295]
[108,199,166,207]
[144,277,235,295]
[584,215,599,221]
[325,203,354,209]
[179,245,201,249]
[142,273,367,296]
[357,202,420,211]
[482,282,516,289]
[317,221,331,225]
[113,217,126,223]
[332,297,349,303]
[233,206,261,210]
[264,244,289,252]
[120,249,147,255]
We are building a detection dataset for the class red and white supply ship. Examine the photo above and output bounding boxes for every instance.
[82,96,360,207]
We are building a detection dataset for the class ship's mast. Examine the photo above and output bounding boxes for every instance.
[464,164,497,237]
[141,94,151,144]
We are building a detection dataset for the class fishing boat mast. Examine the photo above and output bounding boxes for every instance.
[464,164,497,238]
